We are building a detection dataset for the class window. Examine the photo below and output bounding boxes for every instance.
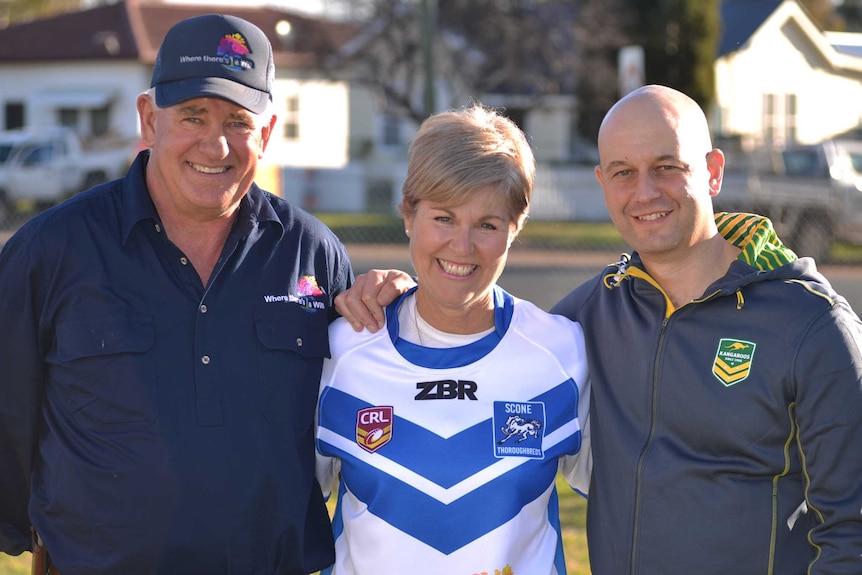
[20,143,53,166]
[782,149,825,177]
[58,108,79,129]
[381,115,401,147]
[763,93,776,146]
[287,96,299,113]
[90,107,110,136]
[785,93,797,145]
[4,102,24,130]
[56,101,113,137]
[283,95,299,140]
[762,93,798,148]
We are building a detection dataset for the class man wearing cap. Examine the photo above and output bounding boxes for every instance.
[0,14,351,574]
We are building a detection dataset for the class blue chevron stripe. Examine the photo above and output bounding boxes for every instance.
[318,381,579,487]
[325,449,562,554]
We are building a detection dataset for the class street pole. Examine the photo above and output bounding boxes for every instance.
[421,0,437,118]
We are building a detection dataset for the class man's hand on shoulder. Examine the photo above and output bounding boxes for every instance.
[335,269,416,332]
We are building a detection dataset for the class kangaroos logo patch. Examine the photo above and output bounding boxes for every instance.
[713,338,756,387]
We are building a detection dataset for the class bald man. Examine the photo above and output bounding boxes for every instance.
[334,85,862,574]
[591,85,740,308]
[550,85,862,574]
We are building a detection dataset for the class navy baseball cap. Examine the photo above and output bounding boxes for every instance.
[151,14,274,114]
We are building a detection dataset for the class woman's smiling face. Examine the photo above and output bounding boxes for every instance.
[405,186,517,332]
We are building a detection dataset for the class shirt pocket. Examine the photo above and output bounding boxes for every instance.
[255,308,330,428]
[50,314,156,429]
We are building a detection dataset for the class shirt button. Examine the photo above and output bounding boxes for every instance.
[154,223,162,233]
[180,257,189,265]
[201,355,211,365]
[296,338,303,347]
[200,304,207,313]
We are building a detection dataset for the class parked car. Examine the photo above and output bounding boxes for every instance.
[0,129,37,225]
[0,127,136,224]
[715,139,862,261]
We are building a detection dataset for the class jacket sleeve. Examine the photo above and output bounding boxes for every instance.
[794,301,862,573]
[0,230,46,555]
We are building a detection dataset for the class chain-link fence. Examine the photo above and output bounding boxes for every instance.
[2,163,862,315]
[305,162,862,314]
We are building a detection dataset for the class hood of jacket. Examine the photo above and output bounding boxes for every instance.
[600,212,837,315]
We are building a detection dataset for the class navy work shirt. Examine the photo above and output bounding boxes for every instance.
[0,151,353,574]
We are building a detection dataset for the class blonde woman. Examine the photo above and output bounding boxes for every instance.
[316,105,590,575]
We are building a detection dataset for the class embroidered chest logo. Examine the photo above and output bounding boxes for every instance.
[493,401,545,459]
[356,406,393,453]
[712,338,757,387]
[262,275,326,312]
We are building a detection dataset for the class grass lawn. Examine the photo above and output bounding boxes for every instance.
[0,552,27,575]
[314,212,862,264]
[316,212,628,253]
[0,475,590,574]
[555,474,591,574]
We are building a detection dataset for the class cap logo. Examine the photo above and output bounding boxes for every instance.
[174,32,255,73]
[216,32,254,72]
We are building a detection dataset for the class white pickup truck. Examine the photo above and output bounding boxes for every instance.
[715,139,862,261]
[0,127,136,224]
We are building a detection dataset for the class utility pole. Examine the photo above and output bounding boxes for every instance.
[0,0,12,28]
[421,0,437,118]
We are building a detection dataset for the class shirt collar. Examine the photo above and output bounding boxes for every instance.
[384,285,515,369]
[121,150,284,245]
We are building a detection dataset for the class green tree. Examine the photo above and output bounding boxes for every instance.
[328,0,629,126]
[799,0,845,30]
[2,0,93,27]
[622,0,720,110]
[572,0,633,140]
[329,0,631,143]
[836,0,862,31]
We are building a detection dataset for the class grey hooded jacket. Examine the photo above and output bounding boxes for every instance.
[551,213,862,574]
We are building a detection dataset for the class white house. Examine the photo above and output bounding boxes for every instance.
[714,0,862,167]
[12,0,862,222]
[0,0,588,216]
[0,0,365,198]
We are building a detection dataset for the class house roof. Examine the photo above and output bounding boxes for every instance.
[718,0,862,77]
[826,31,862,57]
[0,0,359,68]
[719,0,783,57]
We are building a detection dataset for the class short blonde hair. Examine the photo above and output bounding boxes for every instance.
[400,104,535,230]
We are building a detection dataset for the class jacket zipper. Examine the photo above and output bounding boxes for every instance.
[629,314,671,575]
[627,289,726,574]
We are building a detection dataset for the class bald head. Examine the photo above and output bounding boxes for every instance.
[598,85,714,162]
